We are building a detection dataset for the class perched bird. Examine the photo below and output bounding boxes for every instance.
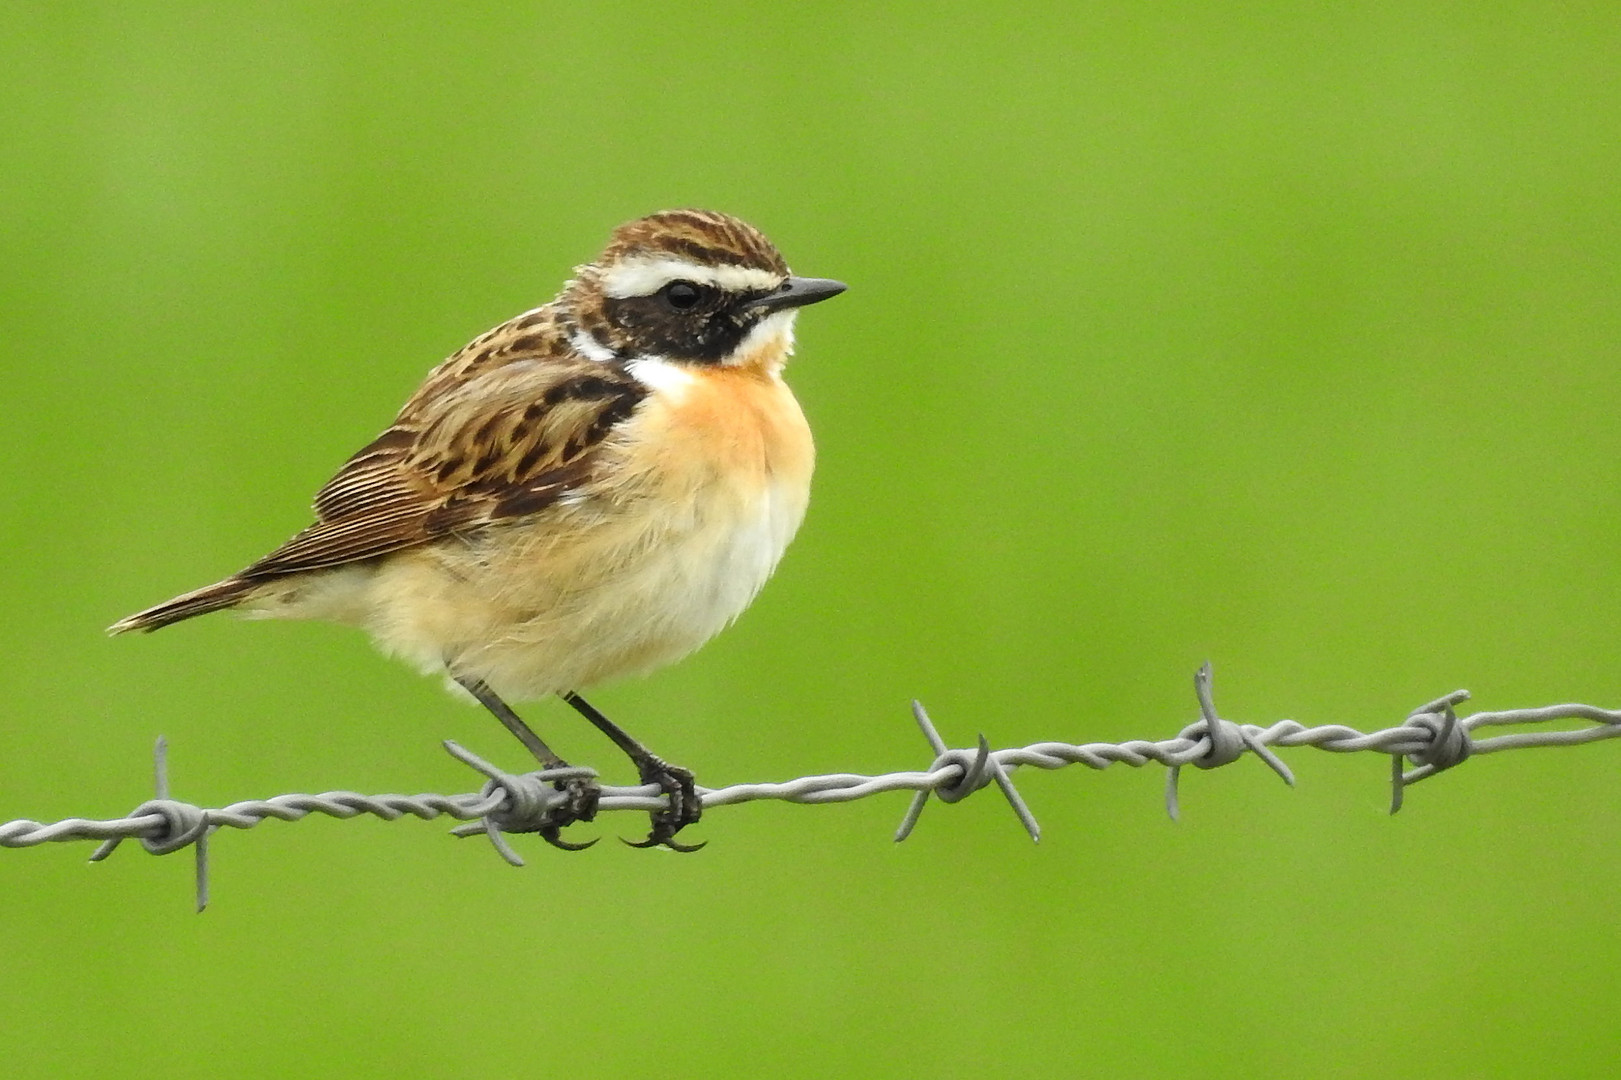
[111,209,846,851]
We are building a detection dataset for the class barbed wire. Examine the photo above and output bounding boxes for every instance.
[4,664,1619,910]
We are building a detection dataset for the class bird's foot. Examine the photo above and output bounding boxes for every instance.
[623,757,704,852]
[538,773,601,851]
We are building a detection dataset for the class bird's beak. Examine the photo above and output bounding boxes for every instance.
[744,276,848,314]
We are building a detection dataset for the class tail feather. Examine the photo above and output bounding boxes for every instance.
[108,577,259,635]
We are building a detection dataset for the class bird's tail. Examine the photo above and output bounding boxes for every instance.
[107,576,259,635]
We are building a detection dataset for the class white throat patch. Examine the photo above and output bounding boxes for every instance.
[727,309,797,369]
[626,355,697,397]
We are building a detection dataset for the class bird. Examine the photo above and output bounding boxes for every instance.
[110,208,846,851]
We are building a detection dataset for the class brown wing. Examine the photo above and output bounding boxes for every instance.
[241,354,645,579]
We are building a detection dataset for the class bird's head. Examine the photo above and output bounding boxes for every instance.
[565,209,845,373]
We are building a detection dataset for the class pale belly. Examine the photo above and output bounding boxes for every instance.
[387,475,809,699]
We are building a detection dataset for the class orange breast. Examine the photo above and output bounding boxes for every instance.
[632,364,814,502]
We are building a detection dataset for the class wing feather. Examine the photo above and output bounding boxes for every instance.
[240,328,645,580]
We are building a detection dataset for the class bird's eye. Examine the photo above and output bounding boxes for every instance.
[662,280,702,310]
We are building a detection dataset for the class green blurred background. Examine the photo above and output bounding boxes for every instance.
[4,3,1619,1076]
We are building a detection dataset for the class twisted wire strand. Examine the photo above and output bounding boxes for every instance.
[4,666,1619,909]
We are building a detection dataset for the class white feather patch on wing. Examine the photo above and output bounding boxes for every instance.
[602,257,782,299]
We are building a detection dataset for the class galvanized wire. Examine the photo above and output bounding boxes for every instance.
[4,664,1619,910]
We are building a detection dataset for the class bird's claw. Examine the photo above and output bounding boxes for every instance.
[537,773,600,851]
[540,827,599,851]
[622,829,706,853]
[624,757,704,852]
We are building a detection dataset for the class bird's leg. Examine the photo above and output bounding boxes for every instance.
[456,676,599,851]
[559,691,704,852]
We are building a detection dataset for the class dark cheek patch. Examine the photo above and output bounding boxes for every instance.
[602,296,753,364]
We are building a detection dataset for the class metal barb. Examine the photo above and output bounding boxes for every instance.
[912,700,949,757]
[1389,753,1405,815]
[88,736,212,911]
[894,701,945,842]
[1167,663,1293,822]
[442,739,510,783]
[482,816,526,867]
[983,736,1042,842]
[934,734,991,802]
[442,740,599,864]
[1389,691,1474,815]
[1241,730,1296,787]
[1165,767,1182,823]
[1193,662,1218,727]
[893,701,1039,843]
[154,735,169,800]
[1414,689,1472,717]
[195,831,210,912]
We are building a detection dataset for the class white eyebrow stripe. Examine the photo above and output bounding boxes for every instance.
[601,257,782,298]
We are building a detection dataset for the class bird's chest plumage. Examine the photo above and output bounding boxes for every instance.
[613,367,814,628]
[380,364,815,698]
